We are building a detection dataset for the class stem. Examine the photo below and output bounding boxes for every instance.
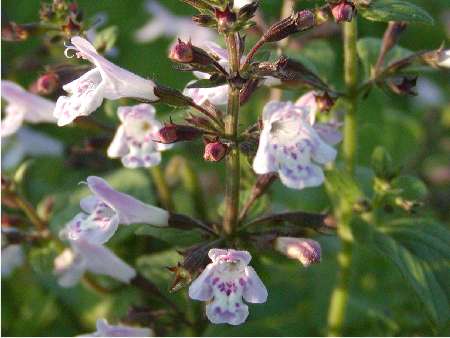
[223,34,241,235]
[13,194,47,233]
[326,19,358,337]
[241,38,265,71]
[149,166,174,211]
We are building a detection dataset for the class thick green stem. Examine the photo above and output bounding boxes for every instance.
[223,34,241,235]
[149,166,174,211]
[326,19,358,337]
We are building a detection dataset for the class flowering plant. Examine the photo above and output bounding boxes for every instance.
[2,0,449,336]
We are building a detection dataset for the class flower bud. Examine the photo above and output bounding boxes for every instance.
[204,140,228,162]
[192,14,216,28]
[36,72,60,95]
[315,91,335,112]
[215,6,237,33]
[387,76,417,96]
[263,10,315,43]
[154,123,202,144]
[238,1,259,21]
[1,22,32,41]
[169,39,194,63]
[330,1,356,23]
[275,237,321,267]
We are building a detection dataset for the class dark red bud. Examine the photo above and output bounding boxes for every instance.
[388,77,417,96]
[215,6,237,33]
[331,1,356,23]
[169,39,194,63]
[62,17,81,35]
[154,123,202,144]
[314,92,335,112]
[204,141,227,162]
[36,72,60,95]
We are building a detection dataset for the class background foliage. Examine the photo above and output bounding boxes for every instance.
[2,0,449,336]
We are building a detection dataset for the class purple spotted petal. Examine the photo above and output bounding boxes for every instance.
[188,263,214,301]
[242,266,268,303]
[86,176,169,226]
[205,302,249,326]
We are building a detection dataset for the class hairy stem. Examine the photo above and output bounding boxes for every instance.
[223,34,241,235]
[149,166,174,211]
[326,19,358,337]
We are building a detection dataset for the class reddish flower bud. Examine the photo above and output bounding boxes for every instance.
[36,72,60,95]
[314,91,335,112]
[203,140,228,162]
[62,17,81,35]
[388,76,417,96]
[215,6,237,33]
[169,39,194,63]
[154,123,202,144]
[330,1,356,23]
[1,22,30,41]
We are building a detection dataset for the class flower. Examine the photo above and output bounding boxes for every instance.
[189,249,268,325]
[107,104,172,168]
[80,318,153,337]
[60,176,169,245]
[437,49,450,68]
[183,42,230,106]
[330,1,356,23]
[1,244,24,277]
[2,127,63,170]
[54,36,157,126]
[1,80,56,137]
[53,240,136,287]
[274,237,321,267]
[252,91,342,190]
[134,0,216,45]
[203,140,228,162]
[234,0,254,9]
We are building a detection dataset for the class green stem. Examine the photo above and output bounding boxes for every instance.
[149,166,174,211]
[326,19,358,337]
[223,34,241,235]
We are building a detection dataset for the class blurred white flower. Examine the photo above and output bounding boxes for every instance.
[54,36,157,126]
[275,237,321,267]
[80,318,153,337]
[437,49,450,68]
[54,240,136,287]
[1,244,24,277]
[234,0,254,9]
[1,127,63,169]
[1,80,56,137]
[253,91,342,190]
[107,104,172,168]
[134,0,216,46]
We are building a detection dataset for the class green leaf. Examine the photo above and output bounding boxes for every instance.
[358,0,434,25]
[135,226,204,247]
[358,218,450,326]
[371,146,398,180]
[391,175,428,201]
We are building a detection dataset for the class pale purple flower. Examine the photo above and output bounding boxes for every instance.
[189,249,268,325]
[107,104,172,168]
[253,91,342,190]
[53,240,136,287]
[2,127,63,169]
[54,36,157,126]
[80,318,153,337]
[134,0,216,46]
[1,244,24,277]
[1,80,56,137]
[275,237,321,267]
[60,176,169,245]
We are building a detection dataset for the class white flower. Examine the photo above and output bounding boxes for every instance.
[53,240,136,287]
[2,127,63,169]
[60,176,169,245]
[107,104,172,168]
[1,244,24,277]
[54,36,157,126]
[183,42,230,106]
[437,49,450,68]
[253,91,342,190]
[80,318,153,337]
[275,237,321,267]
[134,0,216,46]
[1,80,56,137]
[189,249,268,325]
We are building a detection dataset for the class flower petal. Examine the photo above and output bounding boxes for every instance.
[208,249,229,262]
[107,125,129,158]
[92,318,153,337]
[314,122,342,145]
[188,263,214,301]
[54,248,86,287]
[86,176,169,226]
[295,91,317,125]
[242,266,268,303]
[279,163,325,190]
[205,302,249,326]
[1,245,24,277]
[1,110,24,138]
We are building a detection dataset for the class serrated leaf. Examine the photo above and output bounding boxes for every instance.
[358,0,434,25]
[135,226,204,247]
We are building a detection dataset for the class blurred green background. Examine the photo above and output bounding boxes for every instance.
[2,0,449,336]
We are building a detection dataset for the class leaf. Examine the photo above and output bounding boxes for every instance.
[358,0,434,25]
[358,218,450,326]
[135,226,204,247]
[391,175,428,200]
